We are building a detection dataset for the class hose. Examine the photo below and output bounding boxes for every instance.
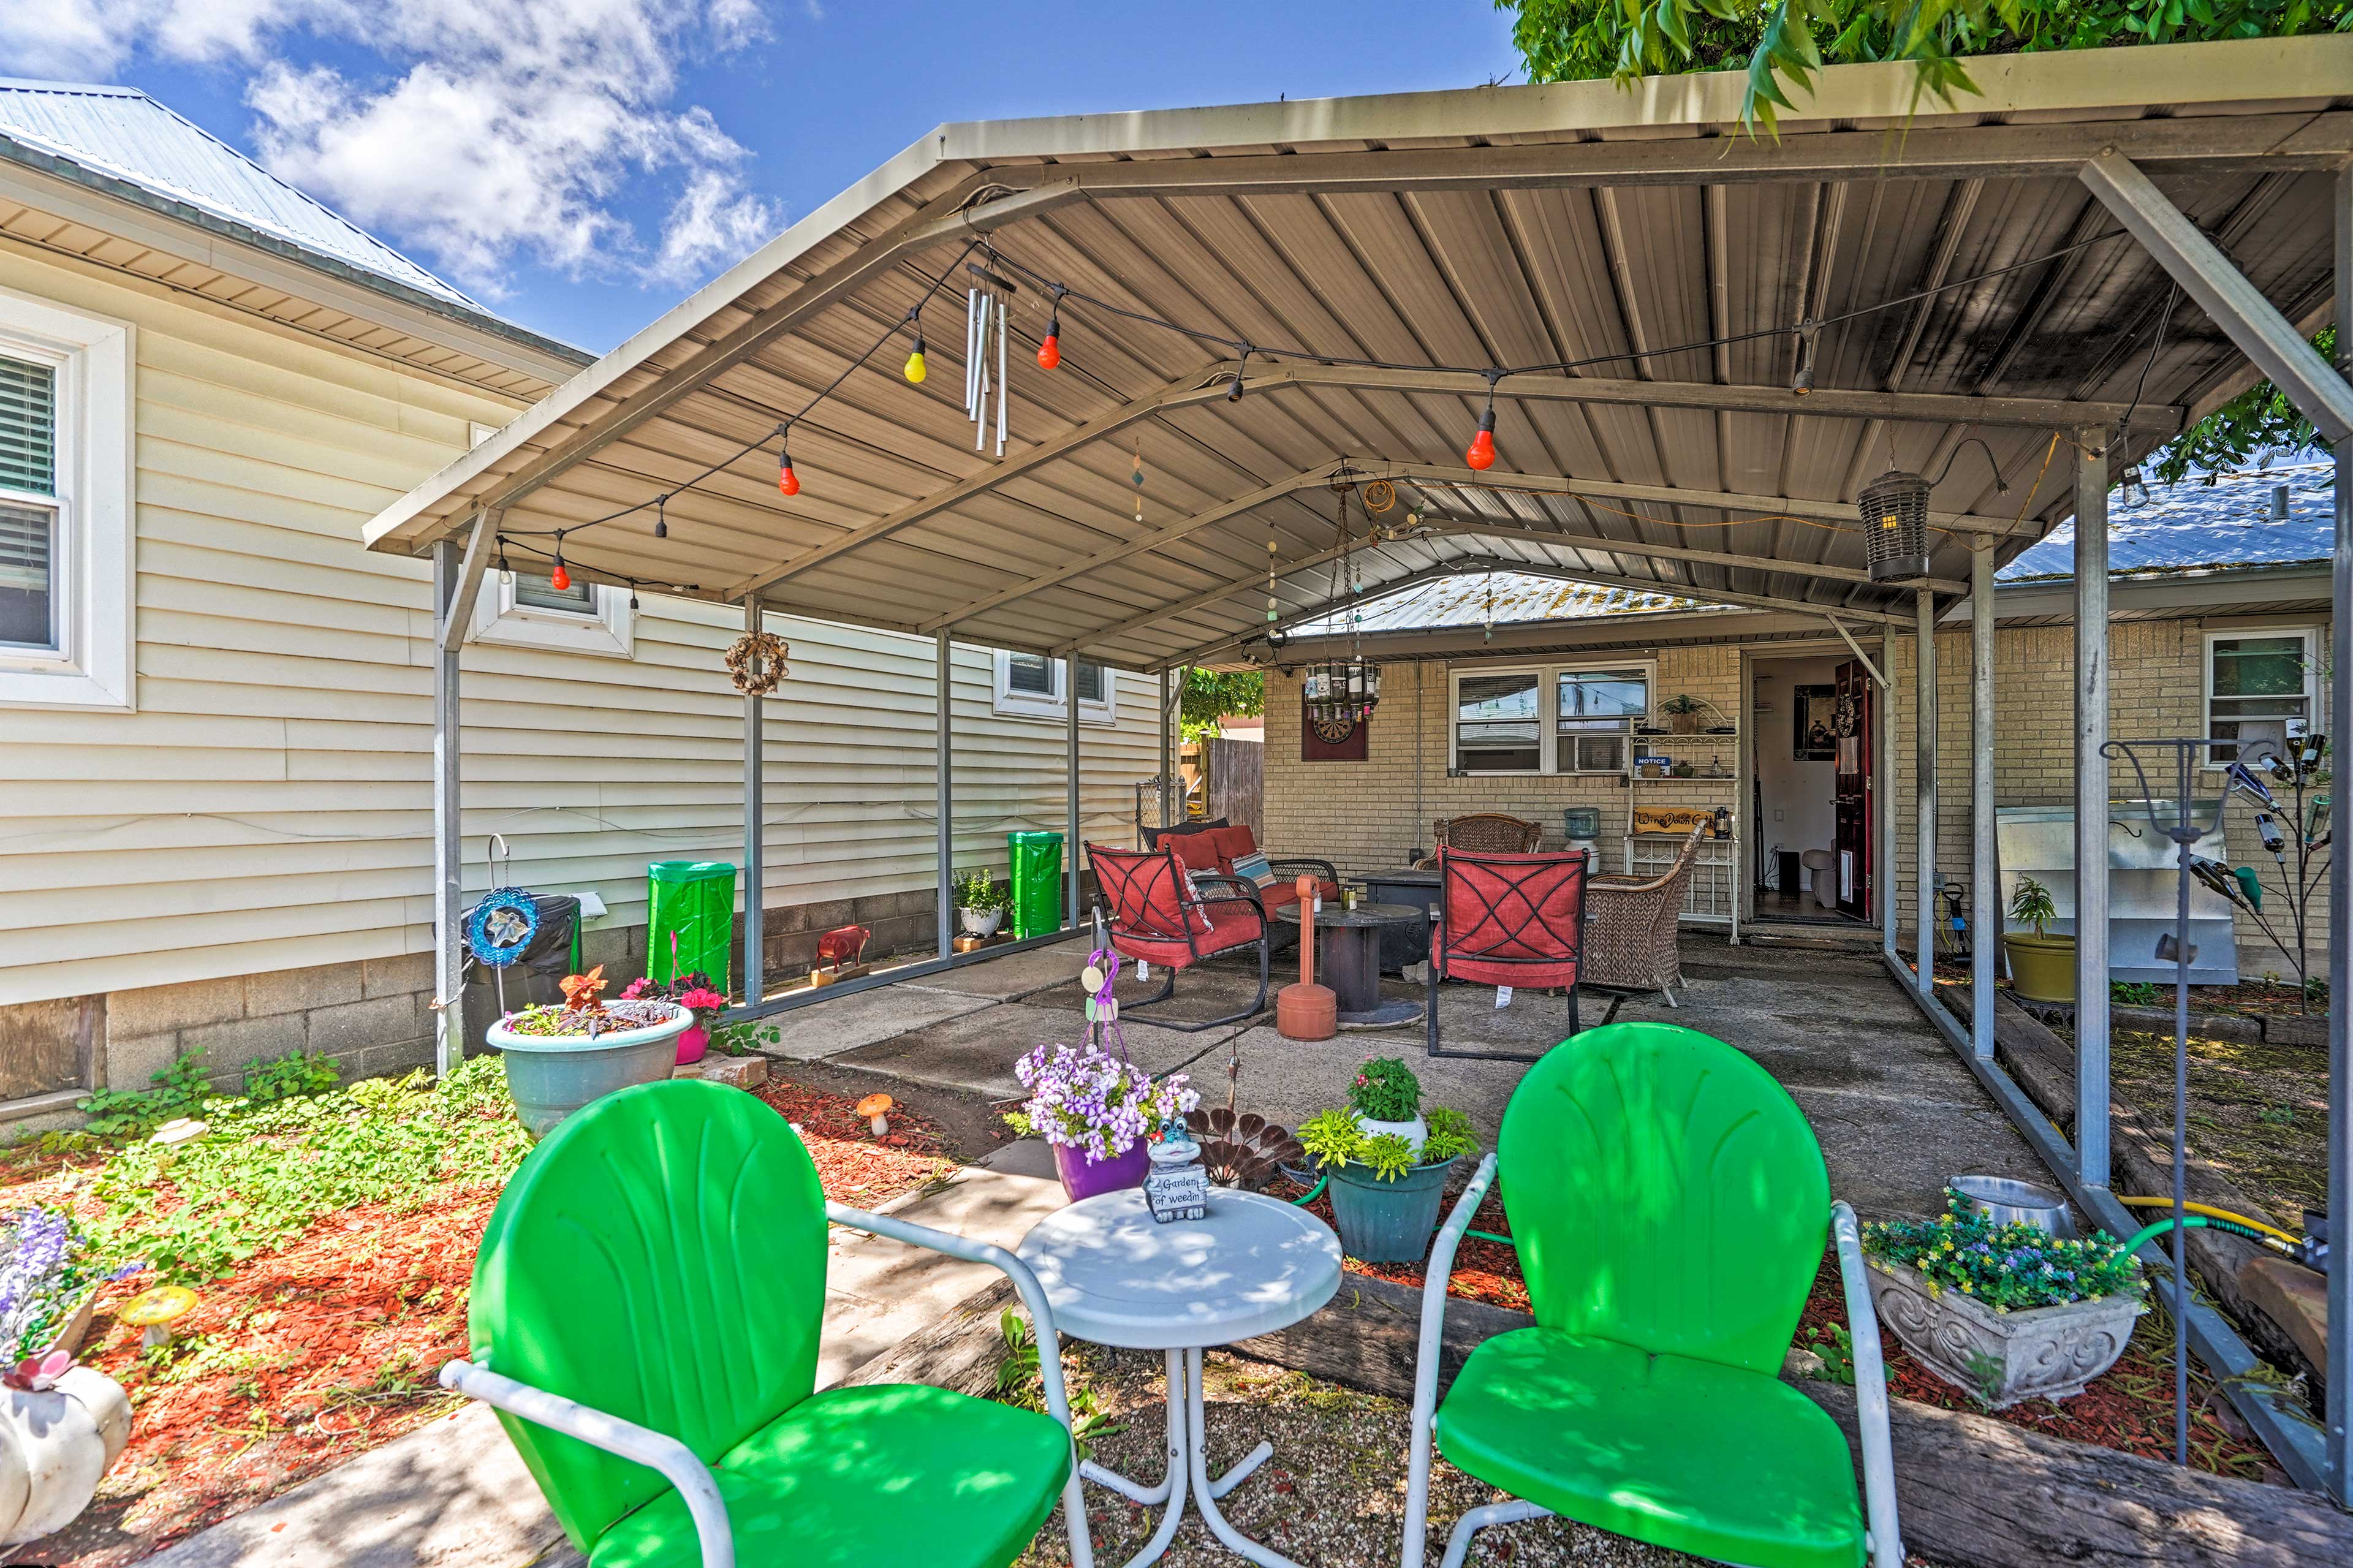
[1466,1229,1517,1247]
[2120,1211,2298,1259]
[2116,1196,2300,1246]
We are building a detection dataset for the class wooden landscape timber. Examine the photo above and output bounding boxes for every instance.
[842,1268,2353,1568]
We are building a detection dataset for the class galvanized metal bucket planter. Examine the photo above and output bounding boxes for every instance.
[1325,1156,1458,1263]
[489,1006,691,1140]
[1867,1258,2142,1407]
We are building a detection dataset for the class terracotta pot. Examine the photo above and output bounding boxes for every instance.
[1867,1258,2140,1408]
[1053,1140,1150,1202]
[2003,931,2076,1005]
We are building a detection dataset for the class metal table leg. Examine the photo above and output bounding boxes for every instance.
[1078,1349,1272,1568]
[1183,1347,1300,1568]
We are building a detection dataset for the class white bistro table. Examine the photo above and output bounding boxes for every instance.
[1017,1187,1344,1568]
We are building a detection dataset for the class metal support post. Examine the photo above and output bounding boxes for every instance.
[936,631,954,960]
[1159,666,1175,831]
[2325,160,2351,1507]
[430,536,466,1076]
[741,596,765,1006]
[1915,589,1938,992]
[1971,540,1998,1059]
[1881,624,1898,961]
[2074,428,2112,1189]
[1067,656,1083,930]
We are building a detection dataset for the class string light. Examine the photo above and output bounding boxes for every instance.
[1038,284,1064,369]
[653,494,668,540]
[496,539,513,587]
[549,537,571,593]
[903,308,928,384]
[778,431,800,497]
[1465,373,1499,471]
[1226,347,1248,403]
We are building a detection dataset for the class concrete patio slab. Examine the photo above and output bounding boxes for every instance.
[749,982,997,1061]
[898,934,1093,1001]
[830,1001,1246,1101]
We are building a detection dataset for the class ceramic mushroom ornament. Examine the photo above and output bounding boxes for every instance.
[857,1093,893,1138]
[118,1286,197,1349]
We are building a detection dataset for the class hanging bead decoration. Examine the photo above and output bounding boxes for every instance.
[964,262,1019,456]
[1266,536,1279,624]
[1483,570,1495,643]
[1131,442,1146,525]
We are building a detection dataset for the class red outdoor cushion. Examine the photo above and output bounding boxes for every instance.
[1170,832,1224,873]
[1089,845,1193,940]
[1108,901,1264,969]
[1208,825,1257,866]
[1434,850,1585,989]
[1254,877,1342,914]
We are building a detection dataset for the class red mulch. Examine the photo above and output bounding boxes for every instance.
[10,1077,958,1567]
[1273,1178,2279,1485]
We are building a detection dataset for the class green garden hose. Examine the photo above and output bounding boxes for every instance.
[2121,1211,2294,1257]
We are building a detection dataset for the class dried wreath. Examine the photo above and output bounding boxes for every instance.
[725,631,790,695]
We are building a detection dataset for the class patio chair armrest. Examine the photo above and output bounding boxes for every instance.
[440,1357,734,1568]
[1402,1152,1500,1568]
[1831,1202,1904,1568]
[1266,857,1338,884]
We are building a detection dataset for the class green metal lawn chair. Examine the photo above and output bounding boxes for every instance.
[438,1078,1094,1568]
[1401,1020,1901,1568]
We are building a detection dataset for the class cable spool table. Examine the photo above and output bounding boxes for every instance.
[1017,1187,1343,1568]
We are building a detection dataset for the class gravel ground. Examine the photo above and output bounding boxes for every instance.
[1017,1347,1699,1568]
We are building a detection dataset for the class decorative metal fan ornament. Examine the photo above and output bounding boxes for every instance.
[466,889,540,969]
[1194,1107,1306,1189]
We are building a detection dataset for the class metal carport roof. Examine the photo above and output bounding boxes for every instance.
[362,37,2352,669]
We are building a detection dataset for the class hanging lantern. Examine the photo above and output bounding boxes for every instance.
[1303,657,1382,725]
[1859,469,1930,583]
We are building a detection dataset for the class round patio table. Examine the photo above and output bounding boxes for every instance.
[1274,901,1425,1026]
[1017,1187,1344,1568]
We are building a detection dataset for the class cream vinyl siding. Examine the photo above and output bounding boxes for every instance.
[0,248,1156,1007]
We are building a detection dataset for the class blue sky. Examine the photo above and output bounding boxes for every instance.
[6,2,1526,353]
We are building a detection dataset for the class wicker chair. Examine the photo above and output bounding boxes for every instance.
[1580,824,1706,1006]
[1414,813,1544,868]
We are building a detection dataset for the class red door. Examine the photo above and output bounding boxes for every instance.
[1832,659,1873,920]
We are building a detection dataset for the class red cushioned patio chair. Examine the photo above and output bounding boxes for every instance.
[1086,842,1270,1032]
[1427,846,1588,1062]
[1142,819,1339,931]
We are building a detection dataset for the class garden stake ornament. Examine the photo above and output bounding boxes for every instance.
[1080,947,1131,1060]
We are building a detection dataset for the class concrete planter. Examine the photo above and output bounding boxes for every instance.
[0,1366,131,1545]
[1868,1258,2142,1408]
[958,906,1005,939]
[488,1005,691,1140]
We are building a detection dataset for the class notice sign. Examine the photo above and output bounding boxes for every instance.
[1631,805,1719,838]
[1146,1163,1209,1224]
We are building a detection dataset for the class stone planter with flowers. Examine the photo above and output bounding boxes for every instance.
[1862,1191,2143,1407]
[490,966,691,1138]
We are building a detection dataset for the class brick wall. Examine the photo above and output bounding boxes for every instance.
[1263,610,2327,973]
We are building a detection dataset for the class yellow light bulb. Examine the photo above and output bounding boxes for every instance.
[903,349,927,384]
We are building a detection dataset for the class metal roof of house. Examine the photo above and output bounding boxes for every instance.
[2000,458,2335,580]
[0,79,476,309]
[358,37,2353,671]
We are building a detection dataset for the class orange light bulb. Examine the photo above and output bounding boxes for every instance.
[1037,333,1060,369]
[778,456,800,497]
[550,561,571,591]
[1464,422,1496,471]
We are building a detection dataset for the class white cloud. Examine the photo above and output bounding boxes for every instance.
[1,0,784,295]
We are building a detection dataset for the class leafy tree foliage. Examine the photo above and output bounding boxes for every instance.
[1180,668,1264,741]
[2150,324,2335,483]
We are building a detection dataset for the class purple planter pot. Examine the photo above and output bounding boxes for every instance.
[674,1025,709,1066]
[1053,1140,1150,1202]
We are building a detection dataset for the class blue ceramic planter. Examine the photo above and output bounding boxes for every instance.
[488,1006,691,1139]
[1325,1156,1460,1263]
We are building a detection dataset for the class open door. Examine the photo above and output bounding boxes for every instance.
[1832,659,1873,920]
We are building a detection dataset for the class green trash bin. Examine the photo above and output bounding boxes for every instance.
[1006,831,1064,939]
[647,860,737,990]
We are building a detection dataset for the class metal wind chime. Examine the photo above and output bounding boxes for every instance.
[964,262,1018,456]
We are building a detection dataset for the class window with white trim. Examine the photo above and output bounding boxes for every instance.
[0,287,133,710]
[1450,661,1653,776]
[2205,629,2317,767]
[993,650,1115,724]
[469,568,635,658]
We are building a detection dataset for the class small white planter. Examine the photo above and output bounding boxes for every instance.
[0,1365,131,1544]
[1354,1112,1427,1157]
[959,906,1005,939]
[1868,1258,2143,1408]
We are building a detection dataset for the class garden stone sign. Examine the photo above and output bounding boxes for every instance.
[1868,1259,2143,1408]
[1145,1125,1208,1224]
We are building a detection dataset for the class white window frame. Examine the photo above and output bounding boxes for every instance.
[469,570,635,659]
[0,286,133,710]
[991,650,1116,725]
[1449,659,1656,777]
[2202,626,2319,770]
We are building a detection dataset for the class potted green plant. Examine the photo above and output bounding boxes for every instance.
[953,868,1011,940]
[487,966,692,1139]
[1003,1042,1198,1201]
[1298,1104,1479,1262]
[1347,1057,1425,1153]
[1661,692,1705,735]
[1862,1191,2143,1407]
[2002,873,2075,1004]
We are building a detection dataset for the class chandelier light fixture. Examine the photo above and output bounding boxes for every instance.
[1304,471,1382,729]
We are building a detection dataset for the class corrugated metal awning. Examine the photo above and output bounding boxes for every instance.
[361,37,2352,671]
